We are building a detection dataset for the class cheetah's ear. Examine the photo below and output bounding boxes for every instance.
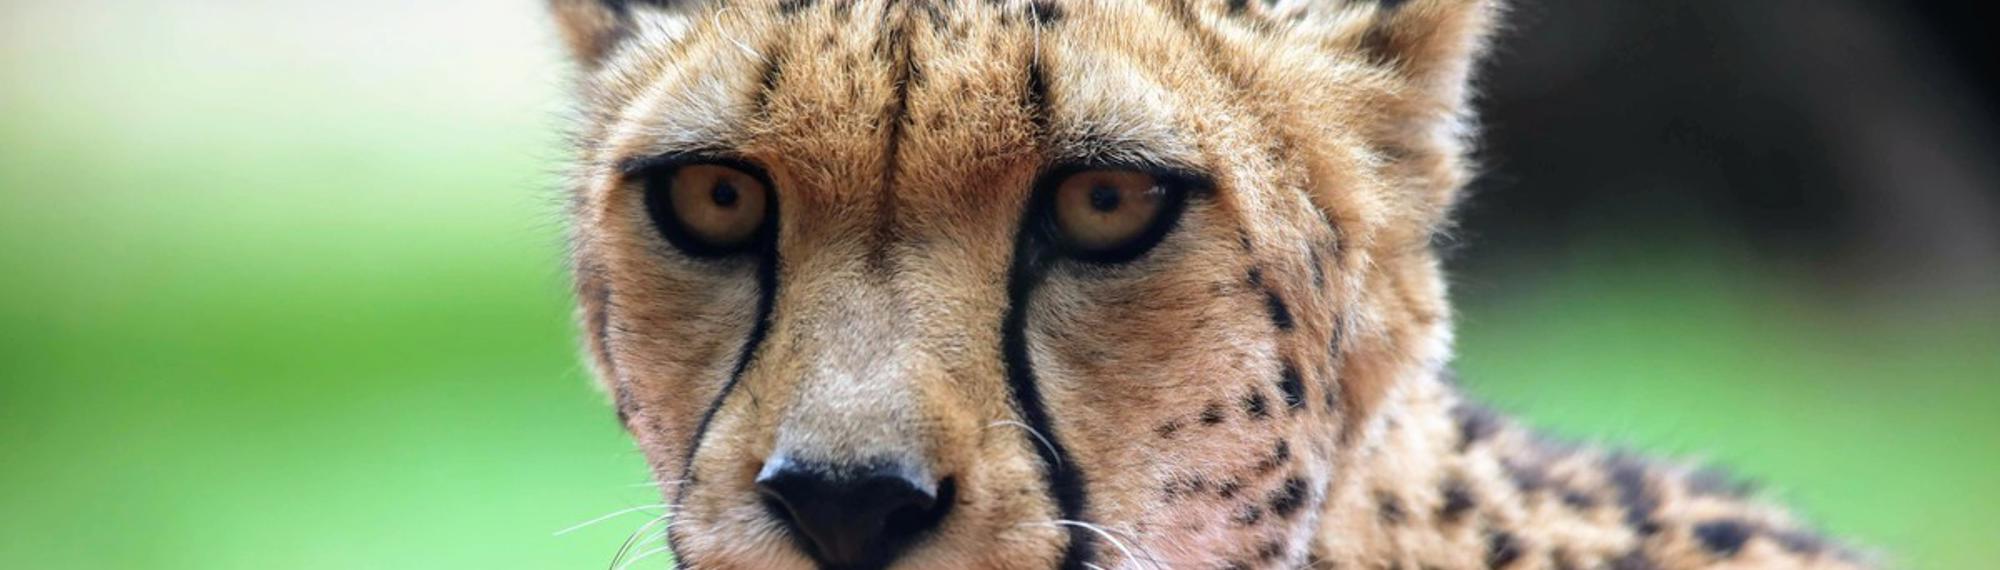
[549,0,706,66]
[1347,0,1503,116]
[1320,0,1504,237]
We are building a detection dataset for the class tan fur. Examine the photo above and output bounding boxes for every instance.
[551,0,1873,568]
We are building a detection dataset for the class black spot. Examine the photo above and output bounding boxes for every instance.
[1485,530,1523,568]
[1232,504,1264,526]
[1027,0,1063,25]
[1155,420,1184,439]
[1256,540,1285,561]
[1263,289,1295,331]
[1277,364,1306,409]
[1501,458,1549,494]
[1559,489,1597,510]
[1268,477,1309,517]
[1216,478,1244,499]
[1226,0,1248,15]
[1439,479,1476,522]
[1252,441,1292,475]
[1693,520,1753,558]
[1242,391,1271,419]
[777,0,817,15]
[1375,491,1406,525]
[1200,402,1227,425]
[1606,454,1661,536]
[1378,0,1411,10]
[1451,403,1503,451]
[1163,475,1208,499]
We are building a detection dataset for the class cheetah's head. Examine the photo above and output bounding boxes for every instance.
[554,0,1499,567]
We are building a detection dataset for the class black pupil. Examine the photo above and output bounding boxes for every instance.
[711,181,740,208]
[1087,185,1121,212]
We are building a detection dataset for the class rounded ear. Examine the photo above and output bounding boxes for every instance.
[1314,0,1505,242]
[549,0,632,66]
[551,0,711,66]
[1352,0,1504,115]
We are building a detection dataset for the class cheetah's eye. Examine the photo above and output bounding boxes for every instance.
[1047,169,1187,262]
[642,163,772,256]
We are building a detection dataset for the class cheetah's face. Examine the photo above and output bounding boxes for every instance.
[555,0,1496,567]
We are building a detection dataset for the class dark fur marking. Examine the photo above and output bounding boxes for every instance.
[1155,419,1184,439]
[1485,530,1524,569]
[1001,174,1094,568]
[1501,458,1549,494]
[1452,402,1503,451]
[1027,0,1064,25]
[1268,477,1309,517]
[1216,478,1244,499]
[1277,363,1306,409]
[1226,0,1249,15]
[777,0,817,15]
[1606,454,1662,536]
[1232,504,1265,526]
[1375,491,1406,525]
[1200,402,1226,425]
[1256,540,1285,561]
[1693,520,1753,558]
[1242,390,1271,419]
[1559,489,1597,510]
[1252,440,1292,475]
[1024,59,1052,134]
[1163,474,1209,498]
[667,209,782,554]
[751,48,785,114]
[1439,478,1476,522]
[1263,288,1295,331]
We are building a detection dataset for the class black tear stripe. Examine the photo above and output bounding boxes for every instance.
[1001,223,1095,569]
[666,248,781,556]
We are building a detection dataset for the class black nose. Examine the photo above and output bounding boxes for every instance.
[755,456,954,569]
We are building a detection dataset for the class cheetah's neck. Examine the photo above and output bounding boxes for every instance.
[1309,374,1866,569]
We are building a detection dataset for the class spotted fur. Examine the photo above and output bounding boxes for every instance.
[550,0,1874,567]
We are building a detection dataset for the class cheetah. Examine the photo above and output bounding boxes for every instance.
[549,0,1874,568]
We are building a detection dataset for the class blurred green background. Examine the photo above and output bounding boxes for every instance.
[2,1,1994,568]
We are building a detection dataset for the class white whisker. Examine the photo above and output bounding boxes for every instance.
[1023,520,1163,570]
[986,420,1062,468]
[614,544,677,570]
[555,504,668,537]
[609,514,673,569]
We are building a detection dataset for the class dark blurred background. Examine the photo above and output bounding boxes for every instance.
[2,1,1994,568]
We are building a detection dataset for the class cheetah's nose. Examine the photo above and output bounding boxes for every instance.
[755,455,954,569]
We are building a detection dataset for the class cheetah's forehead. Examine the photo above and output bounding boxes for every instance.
[572,0,1386,218]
